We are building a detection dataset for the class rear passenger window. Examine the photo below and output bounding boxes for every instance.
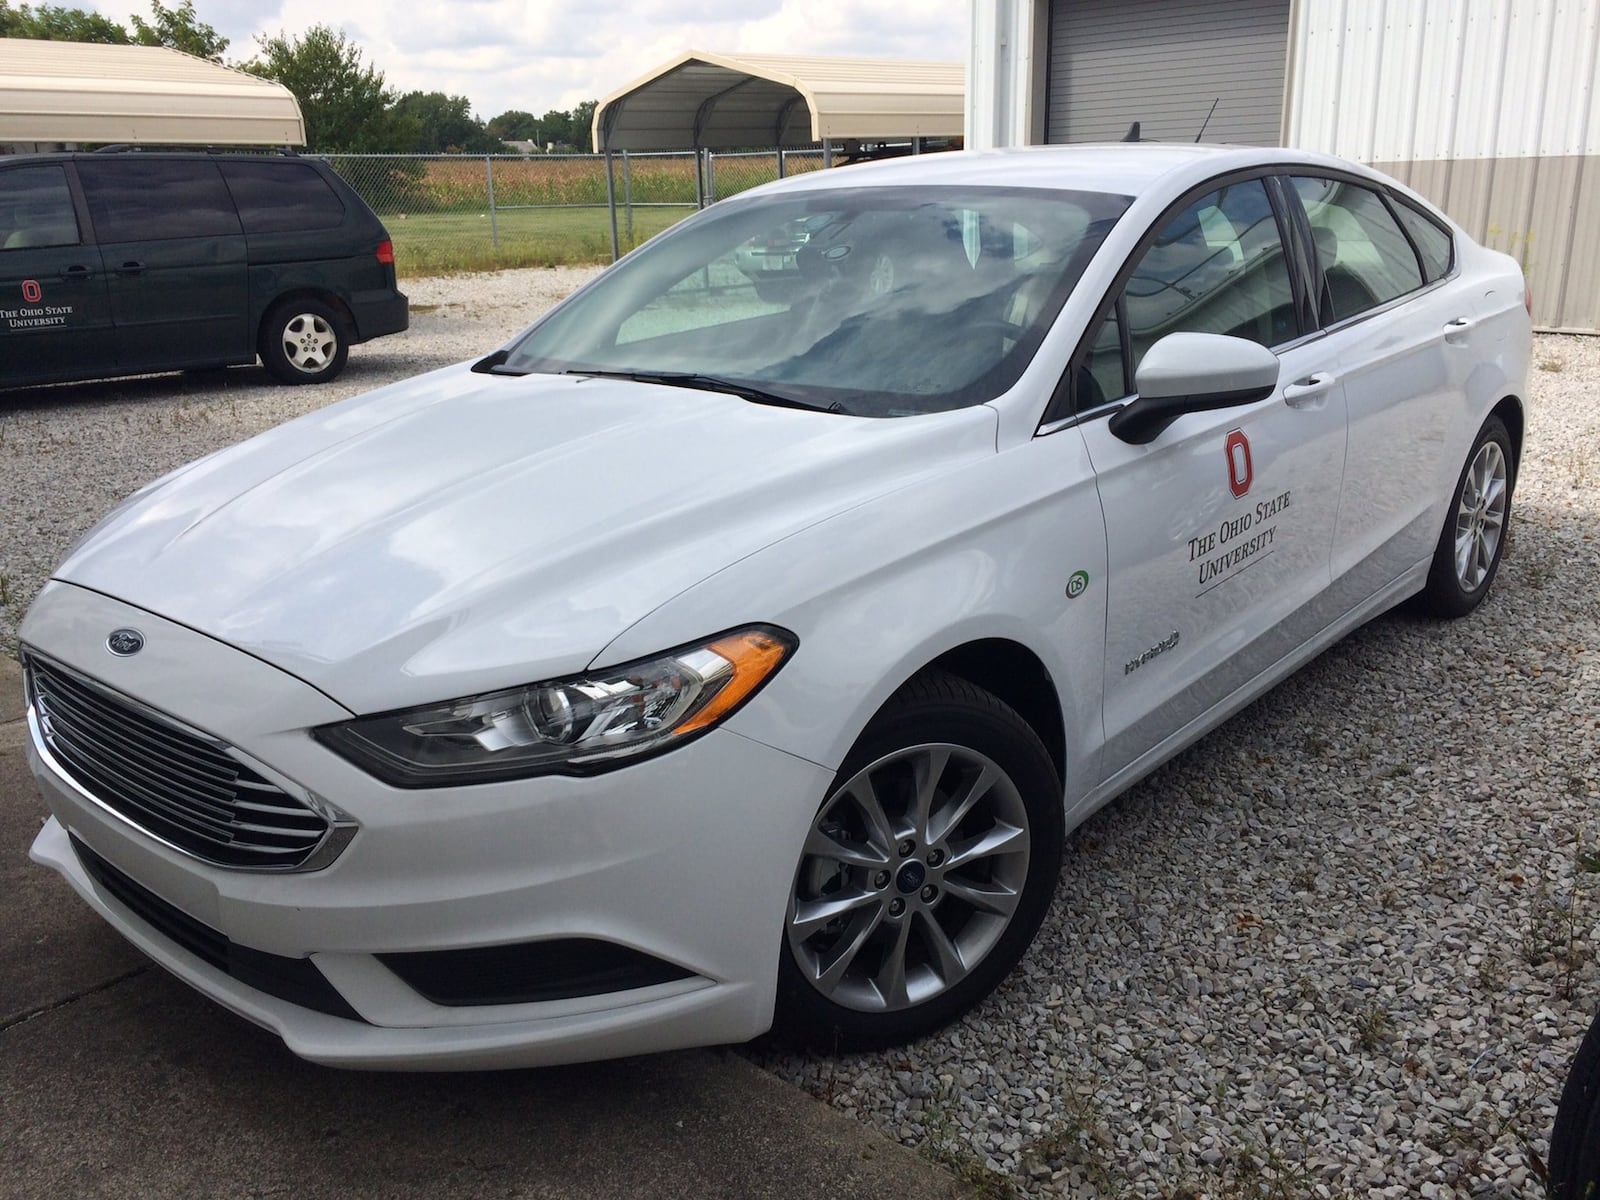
[1393,200,1453,283]
[219,162,345,234]
[1292,176,1424,321]
[78,159,240,242]
[1121,178,1296,381]
[0,165,80,250]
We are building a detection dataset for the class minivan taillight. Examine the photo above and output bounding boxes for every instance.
[376,240,395,265]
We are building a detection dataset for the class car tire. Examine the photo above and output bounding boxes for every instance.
[1416,414,1514,618]
[260,298,350,385]
[774,670,1063,1050]
[1550,1004,1600,1199]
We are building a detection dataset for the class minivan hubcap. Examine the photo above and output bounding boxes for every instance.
[282,313,337,372]
[788,744,1030,1013]
[1453,441,1507,592]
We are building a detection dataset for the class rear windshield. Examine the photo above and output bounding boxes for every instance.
[504,185,1131,417]
[220,161,347,234]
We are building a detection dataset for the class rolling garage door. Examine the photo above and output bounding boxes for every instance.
[1046,0,1290,145]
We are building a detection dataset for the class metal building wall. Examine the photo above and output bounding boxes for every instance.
[1284,0,1600,333]
[1045,0,1291,145]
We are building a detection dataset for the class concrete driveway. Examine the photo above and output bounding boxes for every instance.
[0,658,969,1200]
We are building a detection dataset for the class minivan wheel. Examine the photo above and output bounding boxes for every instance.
[774,671,1062,1051]
[261,299,349,384]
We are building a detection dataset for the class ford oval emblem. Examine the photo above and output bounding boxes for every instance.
[106,628,145,657]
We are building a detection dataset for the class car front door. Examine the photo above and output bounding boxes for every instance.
[0,162,113,386]
[1071,174,1350,781]
[74,158,249,372]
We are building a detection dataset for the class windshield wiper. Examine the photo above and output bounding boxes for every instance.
[562,369,827,412]
[471,349,529,376]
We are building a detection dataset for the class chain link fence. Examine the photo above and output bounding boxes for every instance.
[318,149,825,277]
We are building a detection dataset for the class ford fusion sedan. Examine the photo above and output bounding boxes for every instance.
[21,145,1530,1069]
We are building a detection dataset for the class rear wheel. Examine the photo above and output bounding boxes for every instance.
[260,298,349,385]
[775,671,1062,1050]
[1416,414,1513,617]
[1550,1004,1600,1199]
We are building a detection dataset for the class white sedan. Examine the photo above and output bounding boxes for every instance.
[21,145,1530,1069]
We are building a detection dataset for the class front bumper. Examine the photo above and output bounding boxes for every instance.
[22,582,831,1070]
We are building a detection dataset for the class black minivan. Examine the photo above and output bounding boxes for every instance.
[1,150,408,388]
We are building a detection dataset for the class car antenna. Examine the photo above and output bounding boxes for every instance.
[1121,121,1141,143]
[1195,98,1220,142]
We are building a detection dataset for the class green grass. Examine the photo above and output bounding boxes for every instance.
[386,206,692,276]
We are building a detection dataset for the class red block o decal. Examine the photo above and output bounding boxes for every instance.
[21,279,42,304]
[1226,429,1253,498]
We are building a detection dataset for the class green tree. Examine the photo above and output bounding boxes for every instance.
[0,1,130,42]
[571,99,598,151]
[242,24,406,152]
[392,91,499,153]
[486,109,538,142]
[129,0,226,60]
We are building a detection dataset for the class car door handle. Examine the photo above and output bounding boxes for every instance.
[1443,315,1476,344]
[60,264,95,281]
[115,260,146,276]
[1283,373,1336,408]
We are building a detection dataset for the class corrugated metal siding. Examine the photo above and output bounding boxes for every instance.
[1045,0,1290,144]
[1285,0,1600,331]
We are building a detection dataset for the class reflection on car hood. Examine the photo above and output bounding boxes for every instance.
[55,364,996,713]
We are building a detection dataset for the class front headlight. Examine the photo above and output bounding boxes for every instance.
[314,625,796,787]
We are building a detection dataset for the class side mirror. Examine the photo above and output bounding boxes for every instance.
[1108,332,1280,445]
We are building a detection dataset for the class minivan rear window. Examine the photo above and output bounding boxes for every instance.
[219,161,346,234]
[78,159,240,242]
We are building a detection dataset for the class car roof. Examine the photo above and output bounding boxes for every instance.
[759,143,1384,200]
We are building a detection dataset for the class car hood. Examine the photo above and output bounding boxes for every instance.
[53,365,997,713]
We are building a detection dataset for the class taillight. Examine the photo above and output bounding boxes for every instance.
[376,239,395,265]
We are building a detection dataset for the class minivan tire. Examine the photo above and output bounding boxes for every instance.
[261,298,350,385]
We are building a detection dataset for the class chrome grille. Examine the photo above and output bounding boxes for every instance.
[25,654,335,870]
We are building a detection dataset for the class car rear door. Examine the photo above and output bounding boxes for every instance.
[1068,173,1350,780]
[0,162,113,386]
[74,157,249,372]
[1283,173,1476,608]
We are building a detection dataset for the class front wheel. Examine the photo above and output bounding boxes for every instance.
[1549,1004,1600,1199]
[1416,414,1514,617]
[260,299,349,385]
[774,671,1063,1050]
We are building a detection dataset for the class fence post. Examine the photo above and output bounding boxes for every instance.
[605,149,620,263]
[777,148,786,179]
[622,150,634,246]
[484,155,500,249]
[822,141,834,169]
[694,148,706,209]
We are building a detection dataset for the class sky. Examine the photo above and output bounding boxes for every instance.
[86,0,970,125]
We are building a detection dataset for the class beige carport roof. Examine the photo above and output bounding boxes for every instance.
[0,38,305,146]
[592,51,963,152]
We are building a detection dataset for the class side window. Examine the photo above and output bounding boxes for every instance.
[0,165,80,250]
[219,161,346,234]
[1392,198,1453,283]
[78,159,240,242]
[1121,178,1295,380]
[1292,176,1424,321]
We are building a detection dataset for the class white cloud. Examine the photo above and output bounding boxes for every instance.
[91,0,968,123]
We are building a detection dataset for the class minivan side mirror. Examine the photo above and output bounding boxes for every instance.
[1108,332,1280,445]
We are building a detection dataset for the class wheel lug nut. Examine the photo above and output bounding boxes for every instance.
[898,839,916,858]
[888,898,905,916]
[927,849,944,867]
[920,884,937,902]
[873,870,890,888]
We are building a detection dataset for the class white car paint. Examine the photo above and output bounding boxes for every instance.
[21,144,1531,1068]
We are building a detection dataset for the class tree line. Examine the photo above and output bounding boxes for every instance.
[1,0,599,154]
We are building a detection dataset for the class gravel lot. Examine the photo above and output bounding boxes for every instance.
[4,270,1597,1199]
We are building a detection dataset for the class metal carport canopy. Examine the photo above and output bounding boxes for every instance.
[0,38,305,146]
[591,50,964,151]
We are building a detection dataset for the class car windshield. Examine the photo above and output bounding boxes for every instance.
[501,185,1132,416]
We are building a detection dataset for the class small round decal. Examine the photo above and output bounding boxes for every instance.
[1066,570,1090,599]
